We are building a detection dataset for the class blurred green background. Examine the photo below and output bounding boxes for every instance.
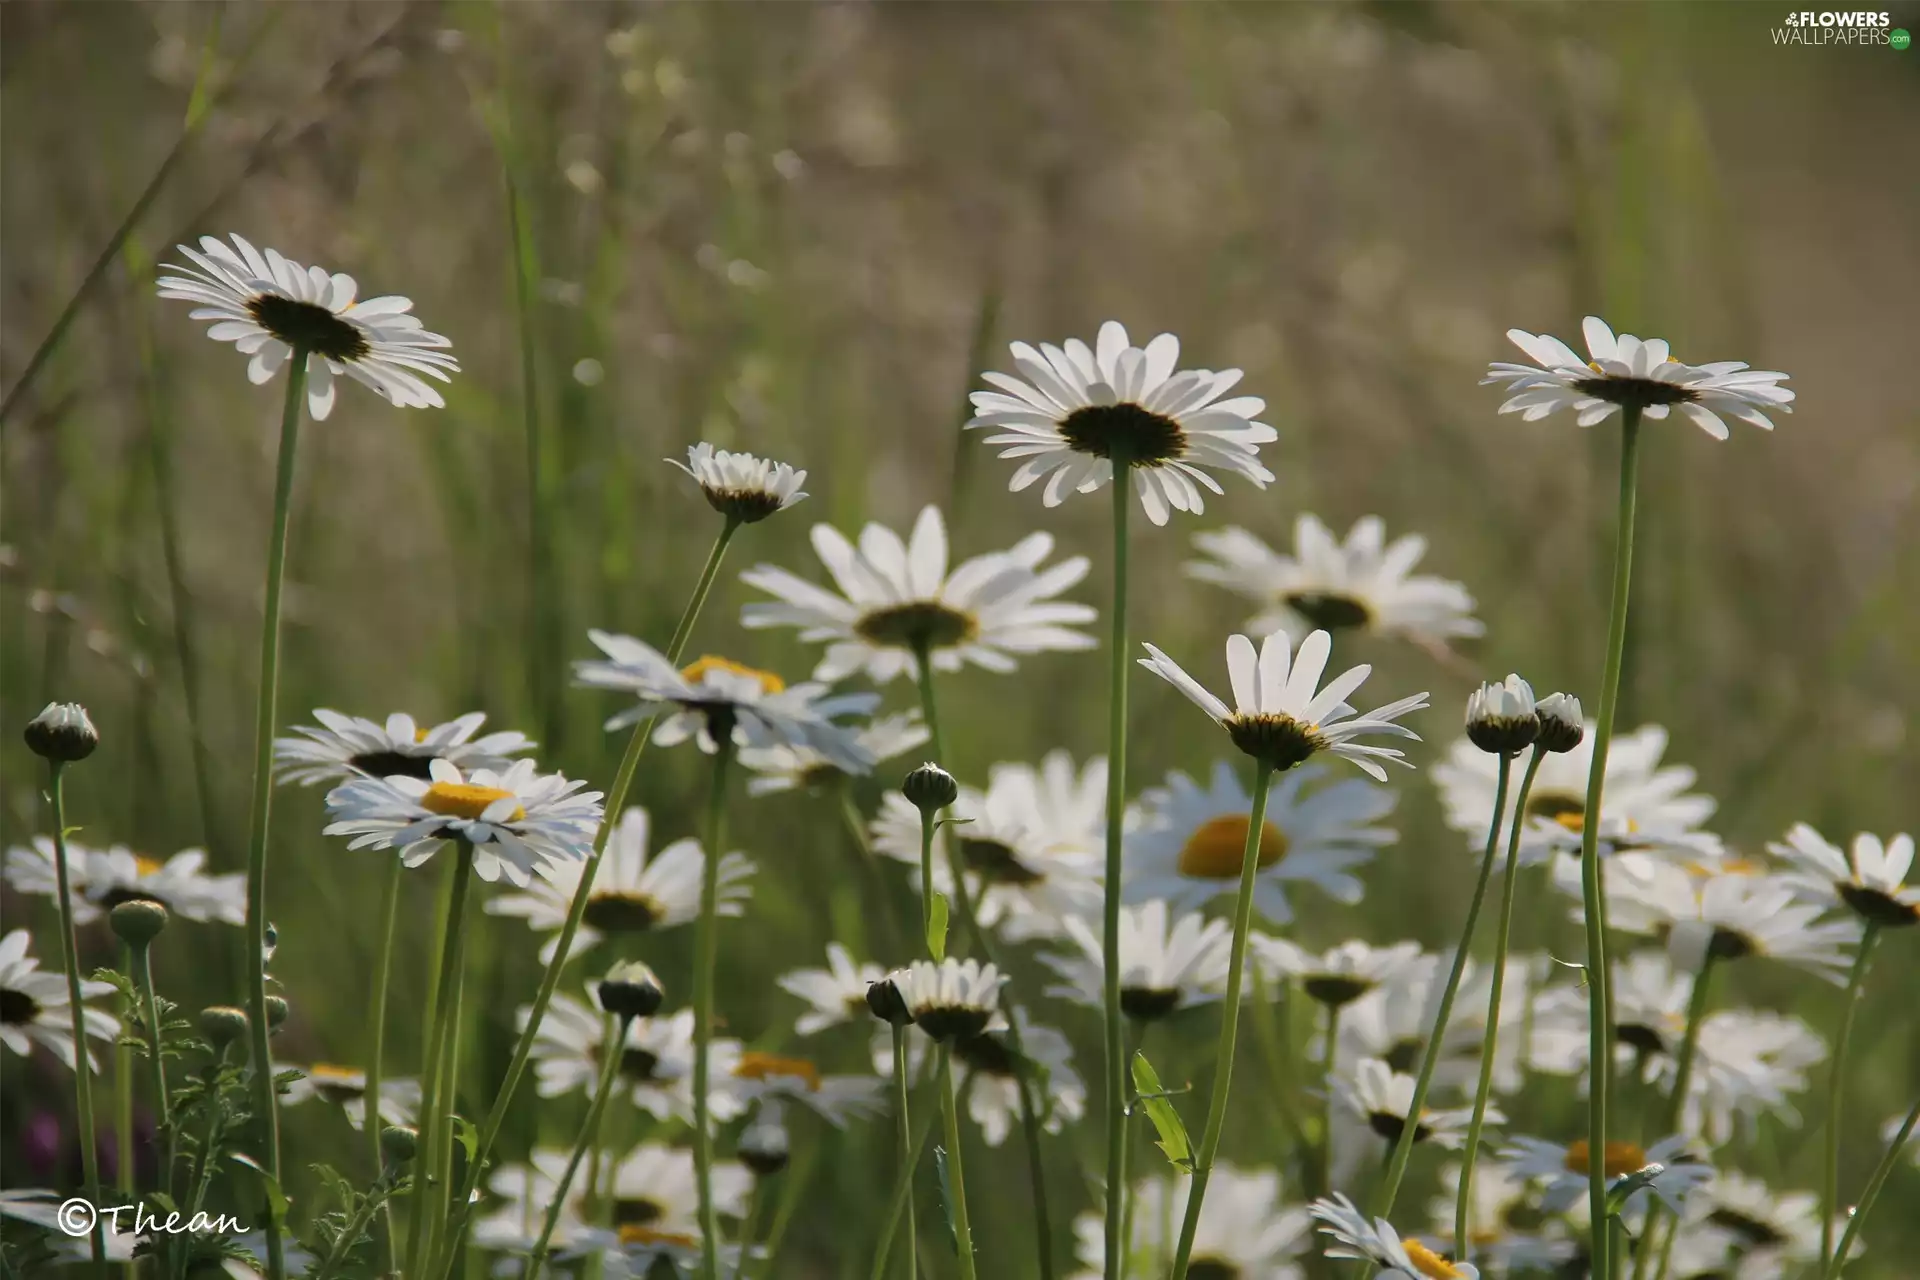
[3,1,1917,1275]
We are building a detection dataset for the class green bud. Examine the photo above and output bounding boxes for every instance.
[110,900,170,948]
[199,1005,249,1048]
[901,762,957,813]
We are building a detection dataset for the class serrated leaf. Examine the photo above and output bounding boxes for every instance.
[933,1144,960,1257]
[927,893,949,961]
[1130,1051,1193,1172]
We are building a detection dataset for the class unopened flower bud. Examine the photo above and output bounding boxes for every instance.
[597,960,665,1021]
[110,900,170,948]
[739,1106,790,1176]
[865,973,913,1027]
[264,996,290,1033]
[1535,693,1585,754]
[902,762,957,813]
[1466,674,1539,756]
[380,1125,418,1167]
[24,702,98,763]
[199,1006,249,1048]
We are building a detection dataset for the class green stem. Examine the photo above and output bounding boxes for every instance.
[1376,754,1512,1216]
[1826,1096,1919,1279]
[872,1073,939,1280]
[48,766,109,1277]
[937,1045,978,1280]
[184,1045,230,1222]
[309,1182,390,1280]
[893,1027,917,1280]
[1645,955,1717,1280]
[130,943,172,1172]
[365,858,403,1264]
[1578,404,1644,1280]
[525,1013,633,1280]
[406,844,475,1279]
[917,803,938,943]
[1822,925,1881,1268]
[1455,745,1546,1263]
[753,1134,819,1280]
[731,1182,765,1280]
[1101,460,1132,1280]
[1168,760,1275,1280]
[837,785,903,960]
[692,729,737,1280]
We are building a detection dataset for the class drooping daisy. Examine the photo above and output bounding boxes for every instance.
[1188,516,1481,646]
[967,320,1278,526]
[1428,1162,1575,1276]
[777,943,889,1036]
[723,1051,885,1126]
[1038,899,1231,1022]
[1768,823,1919,929]
[1333,1057,1488,1152]
[157,233,459,420]
[1502,1134,1711,1216]
[4,837,246,926]
[280,1063,420,1129]
[1684,1172,1828,1271]
[1484,316,1793,439]
[870,751,1106,941]
[1069,1166,1312,1278]
[574,634,877,772]
[738,504,1096,684]
[1311,1192,1481,1279]
[323,758,602,886]
[885,1007,1084,1146]
[0,930,118,1071]
[1125,760,1397,924]
[895,957,1004,1042]
[1140,629,1429,780]
[740,711,929,796]
[668,442,807,524]
[486,807,754,962]
[1254,937,1423,1010]
[274,709,531,787]
[526,994,737,1124]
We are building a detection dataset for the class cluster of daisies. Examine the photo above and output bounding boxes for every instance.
[5,234,1912,1280]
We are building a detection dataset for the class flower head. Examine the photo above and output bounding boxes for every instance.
[1071,1167,1312,1277]
[669,442,807,524]
[4,837,245,926]
[1503,1134,1711,1217]
[1591,856,1860,982]
[777,943,890,1036]
[1465,675,1538,756]
[0,930,118,1072]
[724,1051,885,1126]
[274,710,532,787]
[1333,1057,1489,1151]
[1038,899,1232,1022]
[1255,937,1423,1010]
[1311,1192,1481,1279]
[23,702,97,763]
[598,961,667,1021]
[1768,823,1918,929]
[740,712,928,795]
[280,1063,420,1130]
[897,958,1003,1042]
[885,1007,1085,1146]
[1534,693,1584,753]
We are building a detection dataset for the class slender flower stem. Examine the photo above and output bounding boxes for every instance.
[837,783,904,959]
[407,844,475,1279]
[1826,1096,1919,1279]
[184,1044,230,1221]
[893,1026,918,1280]
[872,1073,939,1280]
[1101,459,1132,1280]
[731,1182,766,1280]
[310,1177,396,1280]
[1578,404,1644,1280]
[47,765,108,1277]
[525,1012,634,1280]
[365,858,403,1264]
[129,942,173,1166]
[1376,754,1512,1217]
[692,728,737,1280]
[1168,760,1275,1280]
[1455,745,1546,1263]
[937,1044,979,1280]
[1645,955,1717,1280]
[1822,925,1881,1268]
[916,803,938,942]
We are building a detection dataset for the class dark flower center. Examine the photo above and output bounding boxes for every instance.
[1368,1111,1432,1144]
[0,987,39,1025]
[1120,987,1182,1022]
[1285,591,1372,632]
[247,294,370,362]
[1706,1209,1787,1248]
[853,601,979,652]
[916,1005,993,1044]
[620,1047,663,1082]
[584,893,665,934]
[1569,374,1699,409]
[702,487,786,524]
[1616,1023,1669,1056]
[1837,882,1920,929]
[1187,1261,1240,1280]
[613,1196,666,1227]
[350,750,439,780]
[1384,1038,1423,1074]
[959,838,1045,886]
[1225,713,1324,773]
[797,762,844,789]
[951,1031,1019,1078]
[1056,402,1187,466]
[1526,791,1586,822]
[1303,975,1374,1008]
[1706,929,1757,961]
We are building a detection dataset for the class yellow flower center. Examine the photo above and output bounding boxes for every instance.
[134,855,165,876]
[1563,1139,1648,1179]
[1686,856,1760,878]
[421,781,523,822]
[414,727,431,743]
[1176,815,1288,879]
[1400,1238,1464,1278]
[680,655,785,694]
[310,1062,363,1083]
[617,1225,698,1248]
[732,1051,821,1091]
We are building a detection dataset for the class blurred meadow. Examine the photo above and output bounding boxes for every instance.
[3,0,1918,1276]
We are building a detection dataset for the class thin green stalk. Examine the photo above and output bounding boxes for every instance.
[937,1045,979,1280]
[130,942,172,1172]
[1118,1022,1145,1280]
[425,933,469,1270]
[1578,405,1645,1280]
[365,858,403,1264]
[1646,955,1717,1280]
[837,784,903,959]
[1826,1097,1918,1279]
[406,845,476,1280]
[692,730,738,1280]
[753,1134,820,1280]
[525,1012,634,1280]
[309,1182,392,1280]
[184,1044,231,1223]
[1821,925,1881,1268]
[916,804,938,942]
[1168,760,1275,1280]
[731,1181,765,1280]
[1455,745,1546,1263]
[1376,753,1512,1217]
[48,765,109,1277]
[872,1074,939,1280]
[892,1027,917,1280]
[1100,460,1132,1280]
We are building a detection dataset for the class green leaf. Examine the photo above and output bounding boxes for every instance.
[927,893,949,961]
[933,1144,961,1257]
[229,1152,289,1225]
[1130,1051,1193,1172]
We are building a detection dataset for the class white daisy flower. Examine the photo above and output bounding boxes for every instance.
[896,957,1004,1042]
[486,807,754,963]
[1125,760,1397,925]
[1428,1162,1575,1276]
[567,1226,746,1280]
[1684,1172,1829,1269]
[3,837,246,927]
[574,635,878,772]
[1188,515,1481,647]
[723,1050,885,1126]
[668,442,807,524]
[526,994,740,1124]
[1311,1192,1482,1279]
[1336,954,1537,1097]
[0,1190,142,1263]
[1502,1134,1711,1216]
[1333,1057,1490,1152]
[0,929,118,1071]
[323,758,602,887]
[1038,899,1231,1021]
[1768,823,1919,929]
[870,751,1106,941]
[776,943,888,1036]
[1140,629,1428,779]
[967,320,1277,526]
[1070,1166,1312,1279]
[279,1063,421,1129]
[1431,722,1718,869]
[740,711,929,795]
[1484,315,1793,439]
[273,709,532,787]
[1254,937,1423,1010]
[885,1007,1084,1147]
[738,505,1095,684]
[473,1150,592,1258]
[156,233,458,420]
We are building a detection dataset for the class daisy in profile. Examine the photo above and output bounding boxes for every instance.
[1485,316,1792,438]
[740,711,928,796]
[4,838,246,926]
[157,233,458,420]
[1255,937,1423,1011]
[967,320,1277,526]
[723,1050,885,1126]
[1502,1134,1711,1216]
[1187,515,1481,647]
[1038,899,1231,1022]
[1768,823,1918,929]
[574,633,877,772]
[895,958,1004,1043]
[474,1150,593,1257]
[668,442,807,524]
[526,994,737,1124]
[1337,955,1537,1096]
[777,943,888,1036]
[1684,1172,1828,1271]
[274,709,531,786]
[486,807,754,962]
[323,758,602,886]
[738,505,1095,683]
[1333,1057,1488,1153]
[885,1007,1084,1146]
[1125,760,1397,924]
[280,1063,420,1129]
[0,930,117,1071]
[1068,1166,1312,1278]
[1140,629,1428,779]
[1311,1192,1481,1279]
[1590,856,1859,982]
